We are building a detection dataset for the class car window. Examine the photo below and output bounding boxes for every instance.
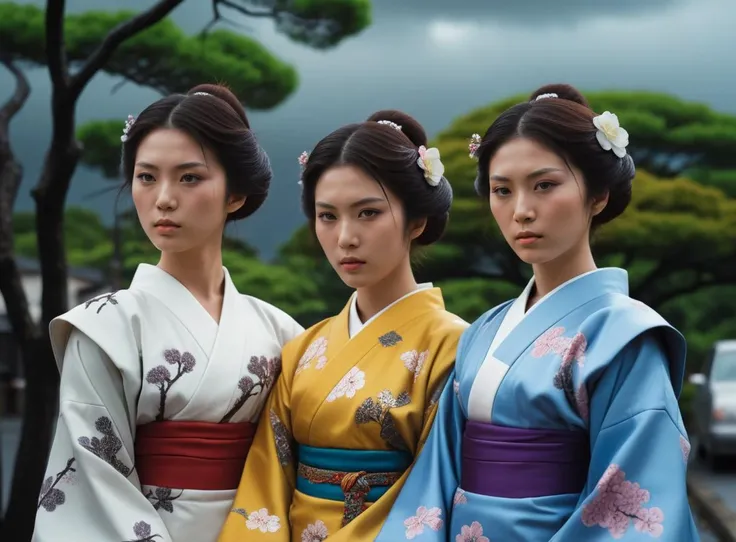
[711,351,736,382]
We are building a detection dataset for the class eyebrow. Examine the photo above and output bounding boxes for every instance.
[315,196,386,209]
[490,167,563,182]
[135,161,208,170]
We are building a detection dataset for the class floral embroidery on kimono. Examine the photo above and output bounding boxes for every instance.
[300,520,329,541]
[296,337,328,374]
[404,506,443,539]
[582,464,664,538]
[326,367,366,402]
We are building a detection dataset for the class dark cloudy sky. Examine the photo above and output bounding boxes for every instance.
[1,0,734,259]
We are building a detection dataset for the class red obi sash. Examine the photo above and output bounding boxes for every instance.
[135,421,256,490]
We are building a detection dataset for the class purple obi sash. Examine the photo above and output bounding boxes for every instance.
[461,421,590,498]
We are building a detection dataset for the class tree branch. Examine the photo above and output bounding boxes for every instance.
[0,57,31,126]
[45,0,69,91]
[214,0,277,19]
[69,0,186,98]
[0,58,34,349]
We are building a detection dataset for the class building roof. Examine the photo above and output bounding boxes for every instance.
[16,256,105,284]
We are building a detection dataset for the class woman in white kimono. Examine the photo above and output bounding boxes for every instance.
[33,84,303,542]
[377,84,699,540]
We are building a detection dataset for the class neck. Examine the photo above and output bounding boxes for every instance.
[531,242,596,301]
[355,259,417,322]
[157,243,225,300]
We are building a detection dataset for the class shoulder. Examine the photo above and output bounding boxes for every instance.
[582,293,683,349]
[578,294,687,394]
[50,289,141,371]
[280,316,332,369]
[239,294,305,344]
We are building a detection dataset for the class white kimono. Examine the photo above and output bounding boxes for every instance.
[32,264,304,542]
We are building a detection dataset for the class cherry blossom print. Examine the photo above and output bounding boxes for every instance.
[455,521,489,542]
[530,327,567,357]
[301,520,329,542]
[581,464,664,538]
[220,355,281,422]
[124,520,162,541]
[37,457,76,512]
[403,506,443,539]
[146,348,197,421]
[245,508,281,532]
[453,488,468,506]
[144,487,182,513]
[296,336,328,374]
[680,435,691,463]
[77,416,131,476]
[84,291,118,313]
[326,367,366,402]
[575,384,589,422]
[531,327,589,420]
[453,379,460,399]
[401,349,429,381]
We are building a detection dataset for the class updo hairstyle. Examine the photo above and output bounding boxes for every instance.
[299,109,453,245]
[474,83,635,228]
[121,83,272,221]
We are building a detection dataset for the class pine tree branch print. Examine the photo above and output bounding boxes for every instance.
[355,390,411,450]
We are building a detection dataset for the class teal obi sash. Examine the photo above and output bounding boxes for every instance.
[296,444,413,525]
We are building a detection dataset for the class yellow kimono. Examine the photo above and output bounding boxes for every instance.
[218,286,467,541]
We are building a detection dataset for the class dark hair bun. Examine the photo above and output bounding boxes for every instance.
[188,83,251,128]
[530,83,589,108]
[366,109,428,147]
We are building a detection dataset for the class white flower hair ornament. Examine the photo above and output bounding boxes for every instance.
[593,111,629,158]
[535,93,558,101]
[468,133,481,159]
[120,115,135,142]
[417,146,444,187]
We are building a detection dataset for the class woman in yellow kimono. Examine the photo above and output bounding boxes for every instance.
[218,111,467,541]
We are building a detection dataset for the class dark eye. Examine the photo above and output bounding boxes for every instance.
[136,173,154,183]
[536,181,556,191]
[317,212,336,221]
[491,186,510,196]
[181,174,200,183]
[359,209,380,218]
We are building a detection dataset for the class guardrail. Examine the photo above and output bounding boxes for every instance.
[689,471,736,541]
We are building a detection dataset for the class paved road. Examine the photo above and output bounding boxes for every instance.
[0,416,733,538]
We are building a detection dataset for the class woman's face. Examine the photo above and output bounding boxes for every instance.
[314,165,423,290]
[487,137,606,266]
[131,128,244,254]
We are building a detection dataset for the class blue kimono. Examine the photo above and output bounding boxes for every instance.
[376,268,699,541]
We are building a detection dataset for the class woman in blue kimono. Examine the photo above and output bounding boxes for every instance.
[376,84,699,541]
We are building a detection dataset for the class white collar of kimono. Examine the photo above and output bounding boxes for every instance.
[468,267,603,422]
[348,283,433,339]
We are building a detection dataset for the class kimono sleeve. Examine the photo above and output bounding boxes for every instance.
[33,329,171,542]
[553,332,699,541]
[218,345,296,541]
[374,369,465,541]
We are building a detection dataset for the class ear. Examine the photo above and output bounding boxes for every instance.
[590,191,609,217]
[226,194,246,215]
[408,217,427,241]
